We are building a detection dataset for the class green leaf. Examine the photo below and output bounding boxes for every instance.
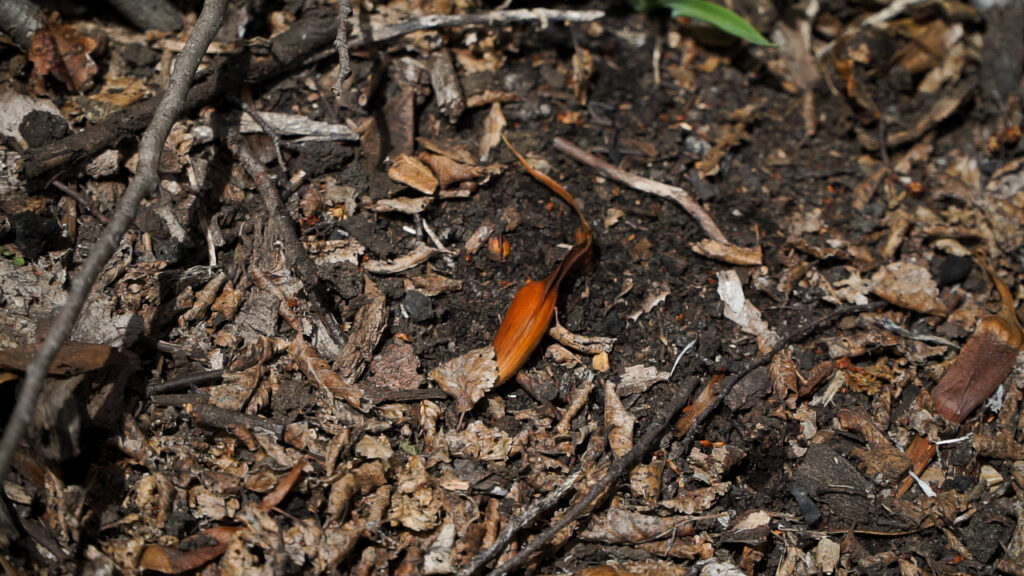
[664,0,774,46]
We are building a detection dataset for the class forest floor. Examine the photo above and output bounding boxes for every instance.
[1,0,1024,574]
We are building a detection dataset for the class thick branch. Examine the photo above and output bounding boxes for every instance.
[20,7,604,180]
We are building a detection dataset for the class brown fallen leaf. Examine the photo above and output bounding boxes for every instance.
[898,256,1023,497]
[429,346,499,413]
[387,154,438,194]
[139,525,242,574]
[262,458,306,511]
[29,12,98,92]
[930,257,1023,421]
[419,152,492,188]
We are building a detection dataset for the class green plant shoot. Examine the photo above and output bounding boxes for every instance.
[629,0,774,46]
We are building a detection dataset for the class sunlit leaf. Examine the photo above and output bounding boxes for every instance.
[663,0,773,46]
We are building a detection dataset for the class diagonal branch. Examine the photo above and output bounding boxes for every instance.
[552,136,730,245]
[0,0,229,484]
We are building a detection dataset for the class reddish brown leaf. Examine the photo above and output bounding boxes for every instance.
[29,12,98,91]
[492,138,594,385]
[139,525,242,574]
[261,459,306,511]
[930,260,1023,422]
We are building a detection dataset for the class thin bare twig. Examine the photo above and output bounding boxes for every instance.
[225,125,347,349]
[50,181,109,224]
[239,101,287,172]
[334,0,352,94]
[0,0,229,485]
[483,301,886,576]
[349,8,605,46]
[458,470,583,576]
[552,137,730,245]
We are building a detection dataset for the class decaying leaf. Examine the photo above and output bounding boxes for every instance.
[871,261,948,316]
[290,336,365,410]
[29,13,99,91]
[138,525,242,574]
[430,346,499,413]
[605,380,634,458]
[388,154,438,195]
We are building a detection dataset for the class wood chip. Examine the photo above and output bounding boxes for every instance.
[364,243,437,274]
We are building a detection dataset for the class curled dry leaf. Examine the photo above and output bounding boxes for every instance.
[492,137,594,384]
[691,238,763,266]
[364,243,437,274]
[429,345,499,413]
[289,336,365,410]
[549,316,615,354]
[605,380,634,458]
[404,274,462,297]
